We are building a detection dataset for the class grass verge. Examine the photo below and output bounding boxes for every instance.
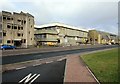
[81,48,118,83]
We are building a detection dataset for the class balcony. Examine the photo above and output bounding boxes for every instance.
[36,38,58,42]
[35,30,58,35]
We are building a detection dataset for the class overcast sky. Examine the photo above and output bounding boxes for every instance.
[0,0,119,34]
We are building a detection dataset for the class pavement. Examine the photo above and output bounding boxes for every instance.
[64,55,98,83]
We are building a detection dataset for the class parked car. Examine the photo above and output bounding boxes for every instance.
[0,45,16,50]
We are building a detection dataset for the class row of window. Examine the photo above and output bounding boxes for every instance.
[3,32,23,37]
[3,16,13,20]
[17,33,23,37]
[17,20,26,25]
[7,39,26,43]
[35,34,46,39]
[7,25,23,30]
[3,16,27,25]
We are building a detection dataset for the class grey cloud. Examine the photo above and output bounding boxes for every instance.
[0,0,118,34]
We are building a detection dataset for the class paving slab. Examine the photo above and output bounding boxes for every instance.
[64,55,98,83]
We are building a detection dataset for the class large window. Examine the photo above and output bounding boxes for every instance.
[35,34,46,39]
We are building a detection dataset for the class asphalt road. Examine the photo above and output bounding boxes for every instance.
[2,59,66,83]
[1,45,118,65]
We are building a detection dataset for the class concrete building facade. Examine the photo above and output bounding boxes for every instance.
[88,30,119,45]
[0,11,34,48]
[35,23,88,46]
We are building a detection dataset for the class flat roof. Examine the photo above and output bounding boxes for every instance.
[35,22,88,32]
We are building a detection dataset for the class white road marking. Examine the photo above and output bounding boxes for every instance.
[19,73,40,83]
[45,61,53,64]
[33,63,41,66]
[16,67,26,70]
[57,58,64,61]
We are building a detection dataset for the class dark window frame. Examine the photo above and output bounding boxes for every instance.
[3,32,6,36]
[21,27,23,30]
[7,40,11,43]
[3,16,6,20]
[7,17,11,20]
[14,26,17,29]
[17,33,21,37]
[18,26,20,30]
[7,25,11,28]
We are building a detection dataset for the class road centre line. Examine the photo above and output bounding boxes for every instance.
[16,66,26,70]
[33,63,41,66]
[45,61,53,64]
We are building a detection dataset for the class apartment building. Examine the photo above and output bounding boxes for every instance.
[0,11,34,48]
[88,30,119,44]
[34,23,88,46]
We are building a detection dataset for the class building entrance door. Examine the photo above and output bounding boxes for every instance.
[14,40,22,47]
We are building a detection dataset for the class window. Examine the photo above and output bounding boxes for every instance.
[17,33,21,36]
[21,20,23,25]
[35,34,46,39]
[12,26,14,29]
[21,27,23,30]
[14,26,17,29]
[17,19,21,22]
[11,18,13,20]
[24,20,26,24]
[3,32,6,36]
[18,26,20,30]
[3,16,6,20]
[7,17,11,20]
[7,40,11,43]
[29,31,30,34]
[7,25,11,28]
[23,39,26,43]
[22,33,23,36]
[31,38,32,40]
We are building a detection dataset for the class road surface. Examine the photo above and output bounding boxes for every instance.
[2,60,66,83]
[1,45,118,65]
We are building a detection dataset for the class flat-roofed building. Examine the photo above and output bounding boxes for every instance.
[0,11,34,48]
[88,30,119,45]
[35,23,88,46]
